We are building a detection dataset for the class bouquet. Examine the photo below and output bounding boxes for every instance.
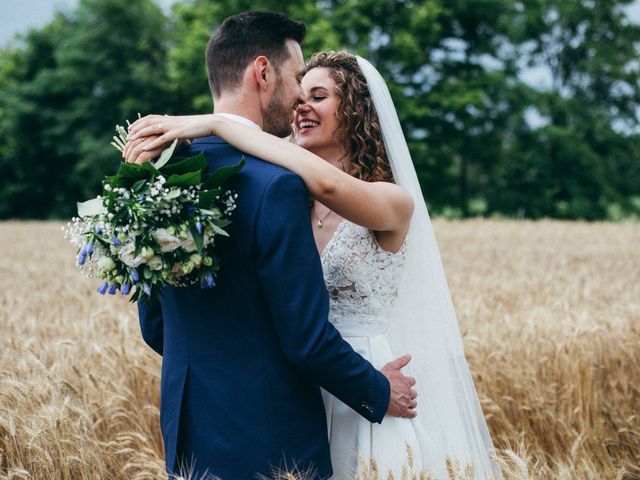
[64,124,243,301]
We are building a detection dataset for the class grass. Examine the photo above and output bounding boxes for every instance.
[0,219,638,480]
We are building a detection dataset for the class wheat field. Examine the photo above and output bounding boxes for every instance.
[0,220,638,480]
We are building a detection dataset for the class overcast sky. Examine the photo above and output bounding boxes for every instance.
[3,0,640,47]
[1,0,640,101]
[0,0,175,46]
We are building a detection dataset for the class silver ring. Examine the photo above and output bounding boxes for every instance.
[158,123,164,133]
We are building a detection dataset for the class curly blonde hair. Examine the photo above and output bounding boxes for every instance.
[305,51,394,183]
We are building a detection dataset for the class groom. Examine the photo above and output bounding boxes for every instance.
[132,11,416,480]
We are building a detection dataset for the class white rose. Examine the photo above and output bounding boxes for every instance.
[180,231,198,252]
[152,228,183,253]
[203,231,214,247]
[97,256,116,271]
[148,255,163,271]
[117,240,145,267]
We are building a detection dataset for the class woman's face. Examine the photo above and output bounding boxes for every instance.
[294,67,342,155]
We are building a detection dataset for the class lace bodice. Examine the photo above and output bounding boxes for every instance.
[320,220,406,336]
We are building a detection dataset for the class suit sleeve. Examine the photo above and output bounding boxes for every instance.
[255,172,390,423]
[137,297,164,356]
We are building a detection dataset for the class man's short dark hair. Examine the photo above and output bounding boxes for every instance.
[206,11,306,97]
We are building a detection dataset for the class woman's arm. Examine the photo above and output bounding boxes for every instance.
[127,114,414,234]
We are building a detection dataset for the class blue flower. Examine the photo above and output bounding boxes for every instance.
[97,281,109,295]
[130,268,140,282]
[86,241,94,256]
[94,225,102,235]
[113,235,121,247]
[200,273,215,289]
[195,221,203,235]
[77,252,87,266]
[120,282,131,295]
[108,283,118,295]
[138,194,146,201]
[143,283,152,297]
[80,243,88,255]
[185,203,196,218]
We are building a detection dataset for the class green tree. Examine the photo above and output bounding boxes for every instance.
[1,0,639,220]
[165,0,342,113]
[0,0,175,218]
[490,0,640,219]
[165,0,526,216]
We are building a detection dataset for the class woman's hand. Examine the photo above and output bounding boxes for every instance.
[123,134,166,164]
[125,114,218,164]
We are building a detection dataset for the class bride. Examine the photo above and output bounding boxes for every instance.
[127,51,502,480]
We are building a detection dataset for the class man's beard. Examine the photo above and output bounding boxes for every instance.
[263,80,294,138]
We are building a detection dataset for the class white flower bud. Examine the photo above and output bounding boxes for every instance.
[148,256,163,271]
[98,256,116,271]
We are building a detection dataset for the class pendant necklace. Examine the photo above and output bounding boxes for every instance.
[315,160,343,228]
[315,203,333,228]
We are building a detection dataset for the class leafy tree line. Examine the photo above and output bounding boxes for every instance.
[1,0,639,220]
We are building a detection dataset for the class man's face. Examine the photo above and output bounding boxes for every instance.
[263,40,305,137]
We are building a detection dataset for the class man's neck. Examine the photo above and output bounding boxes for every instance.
[213,97,264,130]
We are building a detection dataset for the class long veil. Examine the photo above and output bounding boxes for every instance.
[356,56,503,479]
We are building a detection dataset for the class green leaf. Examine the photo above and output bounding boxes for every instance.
[160,152,207,175]
[105,162,155,188]
[154,139,179,169]
[111,208,128,223]
[190,224,204,253]
[140,161,160,176]
[104,174,126,188]
[117,162,151,180]
[210,222,230,237]
[198,188,221,208]
[199,208,220,216]
[131,179,147,193]
[129,290,140,303]
[204,157,245,189]
[165,170,202,187]
[164,189,182,200]
[77,197,106,217]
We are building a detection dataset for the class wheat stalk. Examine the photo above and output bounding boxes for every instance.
[0,219,638,479]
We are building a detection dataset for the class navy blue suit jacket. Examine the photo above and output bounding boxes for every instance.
[138,136,390,480]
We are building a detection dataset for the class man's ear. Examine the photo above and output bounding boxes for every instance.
[252,56,271,92]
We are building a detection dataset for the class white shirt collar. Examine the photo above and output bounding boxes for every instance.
[216,113,262,131]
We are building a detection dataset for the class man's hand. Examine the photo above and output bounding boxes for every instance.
[380,354,417,418]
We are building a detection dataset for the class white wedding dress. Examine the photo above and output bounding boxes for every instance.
[317,56,502,480]
[320,219,424,479]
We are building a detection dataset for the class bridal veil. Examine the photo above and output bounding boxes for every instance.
[356,56,503,479]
